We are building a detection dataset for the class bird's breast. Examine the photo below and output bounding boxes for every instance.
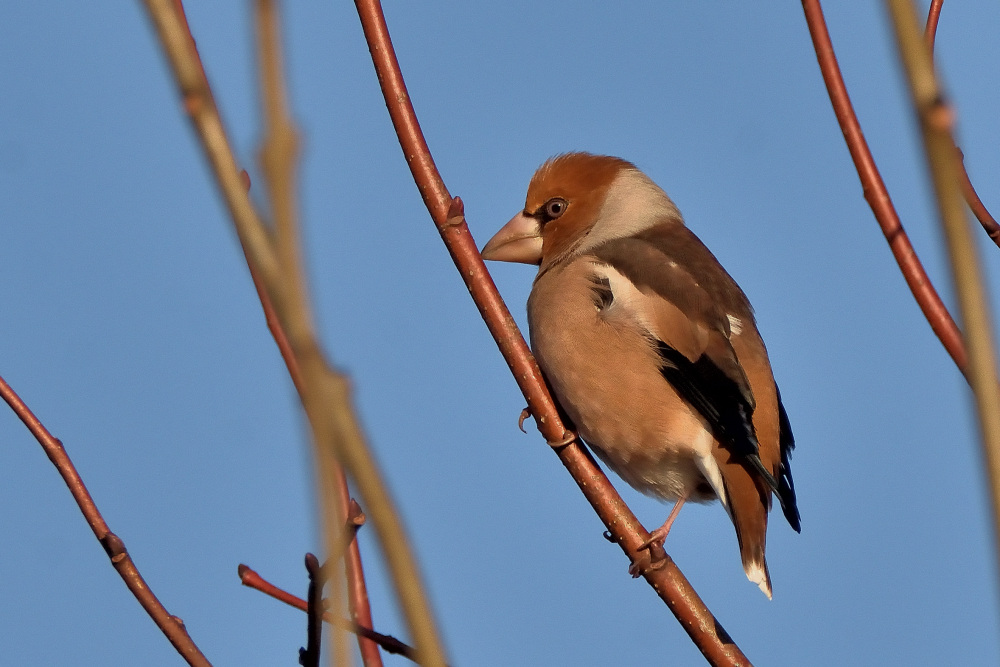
[527,260,717,502]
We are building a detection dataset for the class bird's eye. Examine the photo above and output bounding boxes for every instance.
[542,198,568,220]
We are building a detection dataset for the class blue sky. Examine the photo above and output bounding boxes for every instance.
[2,2,999,665]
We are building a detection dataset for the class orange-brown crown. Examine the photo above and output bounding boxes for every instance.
[524,153,635,267]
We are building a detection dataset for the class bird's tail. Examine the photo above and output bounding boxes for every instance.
[741,545,773,600]
[714,451,774,599]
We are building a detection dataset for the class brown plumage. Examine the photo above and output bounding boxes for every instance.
[482,152,799,597]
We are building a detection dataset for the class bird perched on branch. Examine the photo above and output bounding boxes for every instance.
[481,152,800,597]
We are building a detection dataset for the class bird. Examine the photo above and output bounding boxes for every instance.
[481,152,799,598]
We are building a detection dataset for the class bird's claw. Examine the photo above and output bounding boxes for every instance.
[627,551,667,577]
[629,530,669,577]
[518,407,531,433]
[636,531,666,554]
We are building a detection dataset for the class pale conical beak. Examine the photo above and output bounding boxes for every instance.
[481,212,543,265]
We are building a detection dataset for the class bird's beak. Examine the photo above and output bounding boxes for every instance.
[481,212,543,265]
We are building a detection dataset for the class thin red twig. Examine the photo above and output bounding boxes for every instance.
[887,0,1000,597]
[800,0,968,374]
[238,565,421,663]
[245,224,384,666]
[352,1,750,665]
[924,0,943,51]
[340,502,383,662]
[957,150,1000,249]
[0,374,212,667]
[338,491,383,665]
[922,2,1000,249]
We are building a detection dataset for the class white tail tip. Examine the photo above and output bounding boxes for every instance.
[744,562,773,600]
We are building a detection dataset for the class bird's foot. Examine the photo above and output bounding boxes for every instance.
[637,526,669,554]
[628,539,668,577]
[628,495,688,576]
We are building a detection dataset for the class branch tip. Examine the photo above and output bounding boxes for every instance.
[304,552,322,576]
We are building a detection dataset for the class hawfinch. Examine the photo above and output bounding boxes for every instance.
[482,153,799,598]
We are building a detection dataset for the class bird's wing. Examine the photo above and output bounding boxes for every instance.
[590,233,780,493]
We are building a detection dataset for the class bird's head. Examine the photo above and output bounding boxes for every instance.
[481,152,683,272]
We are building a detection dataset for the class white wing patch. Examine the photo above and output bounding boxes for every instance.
[694,450,729,516]
[590,262,655,331]
[727,314,743,336]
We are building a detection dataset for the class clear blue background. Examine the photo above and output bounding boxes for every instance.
[2,2,999,665]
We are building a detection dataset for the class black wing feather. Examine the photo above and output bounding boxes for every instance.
[775,388,801,532]
[655,341,780,494]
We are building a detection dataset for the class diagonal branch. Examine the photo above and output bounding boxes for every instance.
[352,1,751,665]
[143,1,446,665]
[924,0,944,51]
[146,0,280,290]
[252,3,354,664]
[885,0,1000,595]
[0,374,212,667]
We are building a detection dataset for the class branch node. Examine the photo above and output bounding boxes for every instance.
[442,196,465,228]
[100,532,128,560]
[927,97,954,131]
[182,90,204,116]
[347,499,367,528]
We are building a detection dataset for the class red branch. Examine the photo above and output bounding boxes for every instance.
[924,0,944,51]
[957,150,1000,248]
[245,251,383,667]
[800,0,969,374]
[352,1,750,665]
[0,374,212,667]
